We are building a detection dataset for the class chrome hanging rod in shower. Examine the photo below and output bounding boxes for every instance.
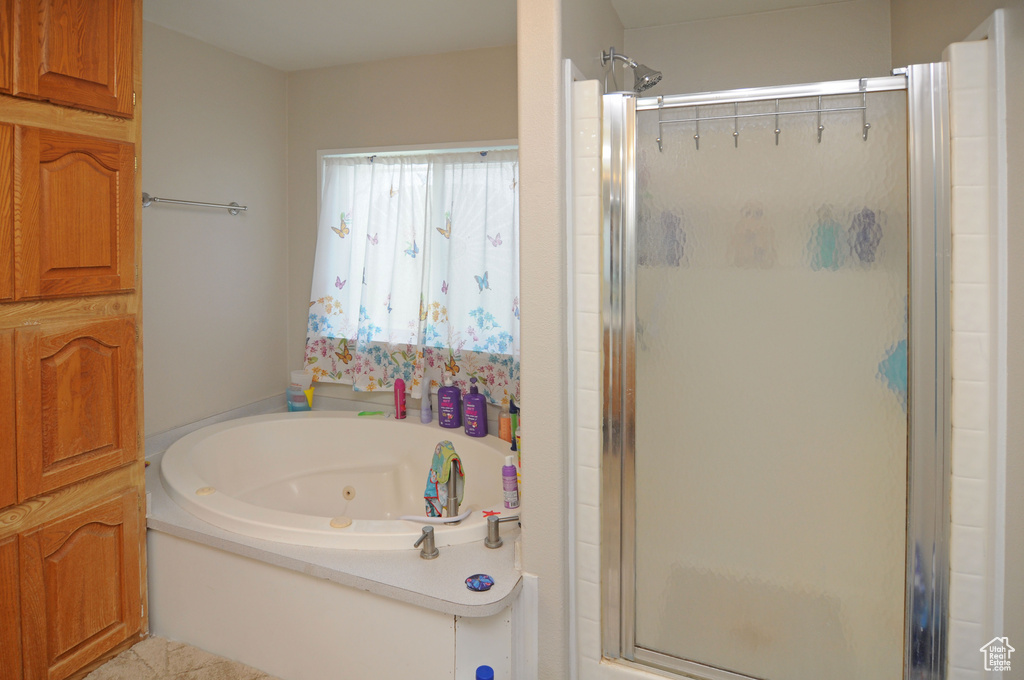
[658,102,866,126]
[647,75,907,150]
[655,94,872,150]
[636,74,906,111]
[141,192,247,216]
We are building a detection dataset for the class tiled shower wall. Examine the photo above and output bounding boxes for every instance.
[570,79,605,679]
[572,49,1000,677]
[945,39,999,679]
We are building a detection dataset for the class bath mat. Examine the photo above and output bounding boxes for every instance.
[84,636,280,680]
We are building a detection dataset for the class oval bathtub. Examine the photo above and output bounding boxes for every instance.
[159,411,514,550]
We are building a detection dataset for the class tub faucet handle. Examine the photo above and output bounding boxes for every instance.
[414,526,439,559]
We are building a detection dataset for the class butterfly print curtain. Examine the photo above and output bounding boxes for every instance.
[306,149,520,405]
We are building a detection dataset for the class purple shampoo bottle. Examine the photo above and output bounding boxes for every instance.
[463,377,487,437]
[438,374,461,428]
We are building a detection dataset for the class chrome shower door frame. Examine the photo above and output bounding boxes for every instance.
[600,68,951,680]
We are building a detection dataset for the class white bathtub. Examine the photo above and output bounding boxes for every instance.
[159,411,513,550]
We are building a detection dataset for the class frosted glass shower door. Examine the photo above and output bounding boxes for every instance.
[631,90,909,680]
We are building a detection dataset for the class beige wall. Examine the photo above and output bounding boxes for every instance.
[285,46,518,403]
[623,0,891,95]
[142,22,288,434]
[891,0,1022,66]
[562,0,624,80]
[517,1,569,677]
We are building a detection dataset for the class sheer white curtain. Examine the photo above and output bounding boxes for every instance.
[305,149,520,404]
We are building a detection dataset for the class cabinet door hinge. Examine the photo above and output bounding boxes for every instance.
[133,91,136,107]
[134,156,137,172]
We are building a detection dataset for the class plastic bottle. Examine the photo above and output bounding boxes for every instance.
[476,666,494,680]
[502,455,520,509]
[498,410,512,442]
[508,397,519,452]
[393,378,406,419]
[437,374,462,428]
[420,391,433,424]
[463,377,488,437]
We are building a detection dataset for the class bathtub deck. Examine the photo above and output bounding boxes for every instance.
[145,454,522,617]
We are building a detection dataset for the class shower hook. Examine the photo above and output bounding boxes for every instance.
[774,100,781,146]
[733,102,739,148]
[862,92,871,141]
[817,96,825,143]
[694,105,700,151]
[656,96,664,152]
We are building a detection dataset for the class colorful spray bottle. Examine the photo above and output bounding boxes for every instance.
[393,377,406,419]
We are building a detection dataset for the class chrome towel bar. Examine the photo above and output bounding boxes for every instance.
[142,192,246,215]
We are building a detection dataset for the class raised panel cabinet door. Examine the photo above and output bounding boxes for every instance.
[0,329,16,509]
[0,122,12,300]
[19,491,141,680]
[15,126,135,299]
[0,0,11,93]
[0,535,23,680]
[13,0,134,117]
[15,316,137,500]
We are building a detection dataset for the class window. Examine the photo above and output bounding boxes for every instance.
[305,145,520,405]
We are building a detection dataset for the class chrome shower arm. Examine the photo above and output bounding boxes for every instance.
[601,47,637,69]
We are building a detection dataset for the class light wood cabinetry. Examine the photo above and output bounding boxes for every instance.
[0,0,145,678]
[13,0,134,118]
[0,0,11,95]
[14,127,135,299]
[15,317,138,501]
[0,538,21,680]
[0,329,15,509]
[0,122,11,300]
[19,491,142,680]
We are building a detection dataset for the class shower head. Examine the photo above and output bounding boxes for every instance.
[631,63,662,93]
[601,47,662,94]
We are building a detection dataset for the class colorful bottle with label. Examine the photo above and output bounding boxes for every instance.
[437,375,462,428]
[463,377,488,437]
[393,378,406,419]
[502,455,520,509]
[509,397,519,451]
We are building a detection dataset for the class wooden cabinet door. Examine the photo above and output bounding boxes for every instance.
[0,0,11,94]
[15,317,137,500]
[0,329,15,509]
[19,491,141,680]
[0,535,22,680]
[13,0,134,117]
[0,122,11,301]
[16,127,135,299]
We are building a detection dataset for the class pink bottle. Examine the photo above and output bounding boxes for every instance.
[394,378,406,419]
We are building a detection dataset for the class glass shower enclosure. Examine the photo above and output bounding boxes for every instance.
[601,66,950,680]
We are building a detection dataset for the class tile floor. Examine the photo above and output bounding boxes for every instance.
[84,636,279,680]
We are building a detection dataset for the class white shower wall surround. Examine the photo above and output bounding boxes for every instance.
[944,38,1001,680]
[571,53,997,678]
[571,78,605,680]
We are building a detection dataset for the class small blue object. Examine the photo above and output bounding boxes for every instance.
[466,573,494,592]
[476,665,495,680]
